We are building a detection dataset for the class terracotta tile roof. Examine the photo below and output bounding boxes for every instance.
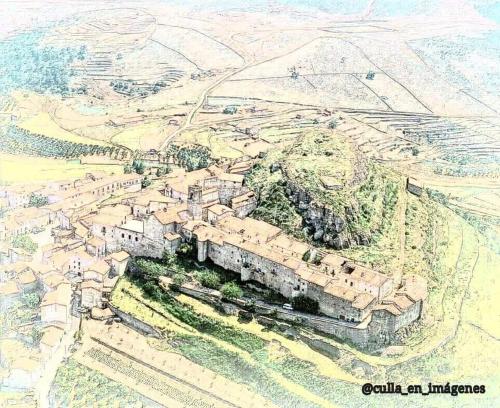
[88,259,111,275]
[231,191,256,206]
[109,251,130,262]
[41,283,71,307]
[207,204,234,216]
[81,280,102,291]
[216,216,282,244]
[0,281,19,296]
[87,236,105,247]
[40,326,64,347]
[154,203,188,225]
[18,270,37,285]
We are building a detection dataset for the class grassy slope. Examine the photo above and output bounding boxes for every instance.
[111,277,369,408]
[246,130,403,262]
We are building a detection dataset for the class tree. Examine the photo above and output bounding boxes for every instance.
[28,193,48,207]
[141,177,151,189]
[291,295,319,314]
[30,325,42,344]
[220,281,243,300]
[124,164,132,174]
[132,160,145,174]
[178,243,194,256]
[12,234,37,254]
[162,250,177,268]
[195,270,220,289]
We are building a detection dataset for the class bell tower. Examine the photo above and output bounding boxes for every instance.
[187,184,203,220]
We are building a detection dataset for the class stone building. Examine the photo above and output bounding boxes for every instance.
[109,251,130,276]
[230,191,257,218]
[86,236,106,258]
[40,283,72,327]
[180,214,427,333]
[206,204,234,225]
[20,161,427,343]
[81,280,102,309]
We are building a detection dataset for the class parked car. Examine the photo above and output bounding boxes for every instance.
[282,303,293,311]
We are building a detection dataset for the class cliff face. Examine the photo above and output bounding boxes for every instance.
[284,177,370,250]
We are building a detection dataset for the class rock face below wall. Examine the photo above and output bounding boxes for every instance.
[284,178,370,250]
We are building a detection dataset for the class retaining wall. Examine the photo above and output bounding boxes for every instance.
[108,305,162,338]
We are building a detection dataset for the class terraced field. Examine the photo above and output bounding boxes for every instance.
[50,358,160,408]
[333,110,500,178]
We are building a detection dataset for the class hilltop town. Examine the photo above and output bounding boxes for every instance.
[1,1,498,407]
[0,160,428,399]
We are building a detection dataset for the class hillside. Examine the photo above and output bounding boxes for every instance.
[246,129,402,250]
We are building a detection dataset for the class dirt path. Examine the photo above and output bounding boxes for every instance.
[159,66,250,151]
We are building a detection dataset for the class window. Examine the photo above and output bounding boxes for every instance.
[135,236,138,242]
[121,233,125,238]
[102,226,106,234]
[350,282,353,287]
[128,235,131,240]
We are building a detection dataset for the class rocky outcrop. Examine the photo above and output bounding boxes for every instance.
[283,177,370,250]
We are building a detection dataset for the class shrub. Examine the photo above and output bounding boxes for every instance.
[161,251,177,268]
[143,281,162,297]
[135,259,165,282]
[22,292,40,308]
[156,166,171,177]
[220,281,243,300]
[302,250,311,262]
[141,176,151,188]
[195,270,220,289]
[328,120,338,129]
[223,106,237,114]
[178,243,194,256]
[170,273,186,290]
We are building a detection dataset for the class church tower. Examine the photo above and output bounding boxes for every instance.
[187,184,203,220]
